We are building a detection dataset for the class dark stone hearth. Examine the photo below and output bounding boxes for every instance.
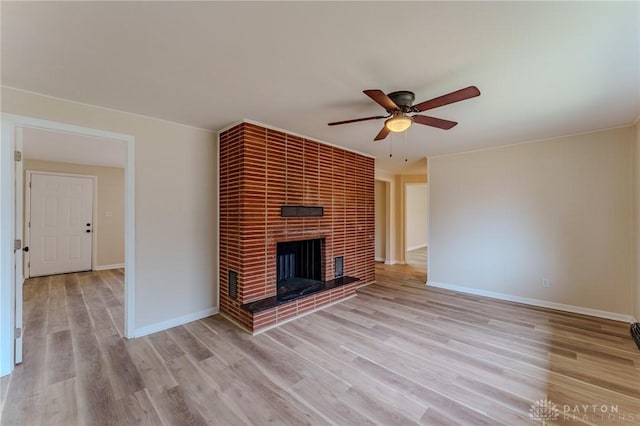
[242,276,360,313]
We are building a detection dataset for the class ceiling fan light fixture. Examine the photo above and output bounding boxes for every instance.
[385,115,413,133]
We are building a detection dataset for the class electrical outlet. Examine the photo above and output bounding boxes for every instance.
[542,279,550,288]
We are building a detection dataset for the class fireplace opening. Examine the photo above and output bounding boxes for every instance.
[277,238,323,301]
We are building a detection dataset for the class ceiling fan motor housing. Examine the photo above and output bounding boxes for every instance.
[387,91,416,112]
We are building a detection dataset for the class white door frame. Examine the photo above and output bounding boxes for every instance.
[25,171,98,278]
[0,113,136,377]
[13,127,24,364]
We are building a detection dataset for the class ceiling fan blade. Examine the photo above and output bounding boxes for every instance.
[412,115,458,130]
[413,86,481,112]
[363,89,399,111]
[374,126,390,141]
[328,115,386,126]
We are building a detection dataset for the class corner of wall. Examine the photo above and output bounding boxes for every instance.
[631,121,640,321]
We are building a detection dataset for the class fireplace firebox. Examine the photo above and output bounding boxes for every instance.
[277,239,323,301]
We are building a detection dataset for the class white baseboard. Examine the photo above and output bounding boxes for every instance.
[133,307,219,338]
[95,263,125,271]
[407,243,428,251]
[376,257,400,264]
[427,281,635,323]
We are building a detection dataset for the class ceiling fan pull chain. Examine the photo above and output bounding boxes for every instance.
[389,133,393,158]
[404,129,408,162]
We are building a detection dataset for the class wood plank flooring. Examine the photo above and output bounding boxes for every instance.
[2,265,640,425]
[406,246,428,269]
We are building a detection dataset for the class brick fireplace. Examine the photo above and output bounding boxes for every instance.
[218,121,375,333]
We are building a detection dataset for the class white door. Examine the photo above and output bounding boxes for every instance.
[29,173,94,277]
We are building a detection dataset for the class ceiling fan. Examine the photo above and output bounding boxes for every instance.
[328,86,481,141]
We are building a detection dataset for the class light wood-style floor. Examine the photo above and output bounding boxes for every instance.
[2,265,640,425]
[406,246,428,268]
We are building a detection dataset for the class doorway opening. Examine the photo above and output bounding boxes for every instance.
[404,182,428,272]
[0,114,135,376]
[374,178,391,264]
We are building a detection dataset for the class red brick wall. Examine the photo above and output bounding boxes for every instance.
[219,122,375,332]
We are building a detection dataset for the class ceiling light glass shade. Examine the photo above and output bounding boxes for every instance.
[385,115,413,132]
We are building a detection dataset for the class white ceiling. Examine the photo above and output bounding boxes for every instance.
[2,2,639,173]
[22,127,126,168]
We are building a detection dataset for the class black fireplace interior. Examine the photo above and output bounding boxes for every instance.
[242,237,359,313]
[277,238,323,301]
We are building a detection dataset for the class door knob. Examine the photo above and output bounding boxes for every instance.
[86,230,91,233]
[86,223,91,226]
[23,246,29,252]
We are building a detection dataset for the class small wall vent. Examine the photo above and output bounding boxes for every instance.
[632,323,640,351]
[228,270,238,299]
[334,256,344,278]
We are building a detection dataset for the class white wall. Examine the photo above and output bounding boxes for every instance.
[374,180,386,261]
[2,87,218,331]
[405,183,428,251]
[429,127,634,318]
